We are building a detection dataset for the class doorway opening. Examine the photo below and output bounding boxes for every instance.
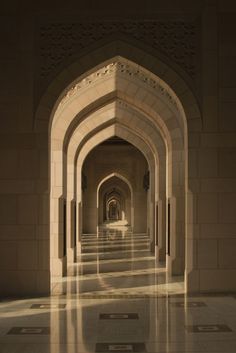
[34,50,201,295]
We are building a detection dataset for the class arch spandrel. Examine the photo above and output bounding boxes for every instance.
[49,57,189,148]
[35,41,201,136]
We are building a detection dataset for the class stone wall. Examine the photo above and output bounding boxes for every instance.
[0,0,236,295]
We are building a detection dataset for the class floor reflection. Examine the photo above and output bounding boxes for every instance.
[1,228,236,352]
[52,228,184,297]
[1,294,236,353]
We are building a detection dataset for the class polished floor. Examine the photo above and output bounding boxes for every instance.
[52,228,184,297]
[0,228,236,353]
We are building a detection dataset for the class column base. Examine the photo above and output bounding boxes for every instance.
[156,246,166,261]
[185,269,200,293]
[67,247,76,264]
[51,256,67,277]
[167,255,184,275]
[76,242,82,257]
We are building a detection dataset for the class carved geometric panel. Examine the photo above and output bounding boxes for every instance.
[38,20,197,84]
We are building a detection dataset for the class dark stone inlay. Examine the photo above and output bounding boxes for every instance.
[30,303,66,309]
[186,324,232,333]
[7,327,50,335]
[96,343,146,352]
[173,302,207,307]
[100,313,139,320]
[79,294,161,299]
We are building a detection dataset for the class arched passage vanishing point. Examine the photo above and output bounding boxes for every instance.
[35,50,201,293]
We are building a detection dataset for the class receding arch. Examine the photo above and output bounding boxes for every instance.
[97,172,133,201]
[42,49,202,294]
[79,126,153,235]
[63,100,167,261]
[49,56,187,155]
[97,174,133,227]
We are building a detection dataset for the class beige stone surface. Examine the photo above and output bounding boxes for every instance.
[197,239,218,269]
[17,195,38,225]
[219,192,236,223]
[18,241,38,270]
[197,193,218,223]
[200,269,236,292]
[219,239,236,268]
[0,1,236,296]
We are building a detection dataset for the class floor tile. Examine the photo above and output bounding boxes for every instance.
[186,324,232,333]
[7,327,50,335]
[95,342,146,352]
[30,304,66,309]
[100,313,139,319]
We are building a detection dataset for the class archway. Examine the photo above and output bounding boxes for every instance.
[35,49,201,293]
[107,199,121,221]
[81,135,149,235]
[98,175,132,227]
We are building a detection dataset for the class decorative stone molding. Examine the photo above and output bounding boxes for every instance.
[39,20,197,81]
[58,60,180,113]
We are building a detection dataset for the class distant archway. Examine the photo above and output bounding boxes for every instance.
[97,174,133,227]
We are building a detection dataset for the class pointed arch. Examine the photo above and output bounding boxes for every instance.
[40,49,202,293]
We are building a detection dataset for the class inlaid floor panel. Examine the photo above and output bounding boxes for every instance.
[1,296,236,352]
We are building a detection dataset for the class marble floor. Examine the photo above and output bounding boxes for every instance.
[52,228,184,297]
[1,228,236,353]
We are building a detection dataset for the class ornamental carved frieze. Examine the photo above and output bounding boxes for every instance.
[38,20,197,82]
[58,61,180,114]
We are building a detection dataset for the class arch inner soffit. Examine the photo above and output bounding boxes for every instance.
[76,123,156,175]
[65,100,169,159]
[63,96,173,153]
[76,126,154,202]
[70,114,165,171]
